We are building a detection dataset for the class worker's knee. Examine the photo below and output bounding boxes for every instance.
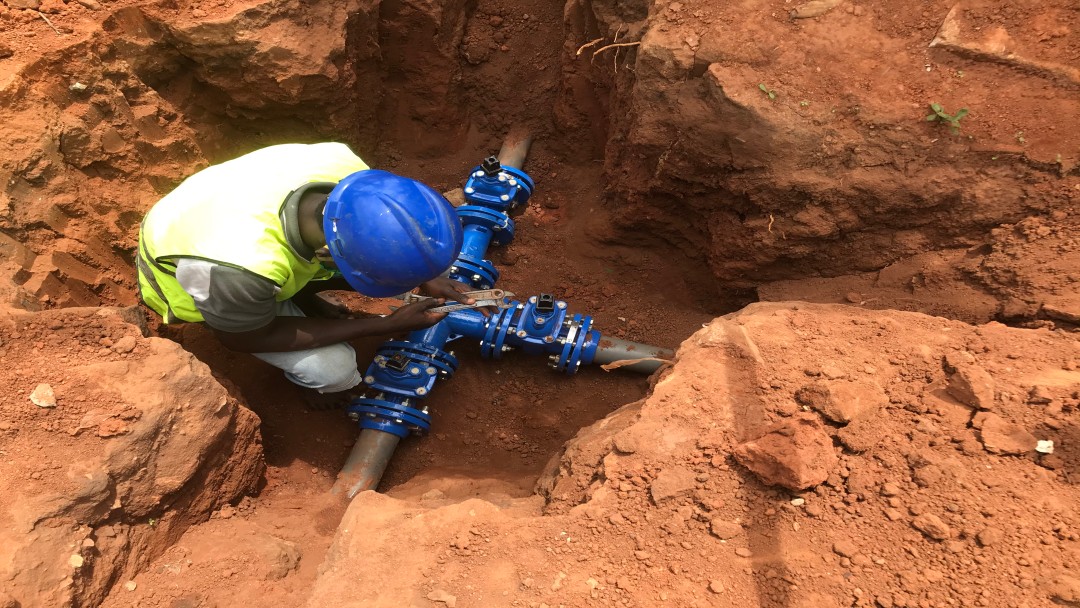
[257,343,362,393]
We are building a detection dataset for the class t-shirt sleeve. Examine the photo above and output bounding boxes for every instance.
[174,259,280,332]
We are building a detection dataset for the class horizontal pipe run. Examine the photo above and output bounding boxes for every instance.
[331,429,401,499]
[497,130,533,170]
[591,337,674,374]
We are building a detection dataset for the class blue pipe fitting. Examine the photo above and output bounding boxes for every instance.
[348,397,431,438]
[450,294,601,375]
[463,161,534,212]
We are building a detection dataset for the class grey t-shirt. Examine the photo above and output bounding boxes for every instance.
[175,258,281,332]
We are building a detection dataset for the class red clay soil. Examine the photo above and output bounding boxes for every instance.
[1,0,1079,605]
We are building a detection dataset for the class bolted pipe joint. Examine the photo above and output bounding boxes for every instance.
[450,292,600,376]
[462,157,534,213]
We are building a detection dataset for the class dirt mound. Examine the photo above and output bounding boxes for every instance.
[0,306,262,607]
[280,303,1080,607]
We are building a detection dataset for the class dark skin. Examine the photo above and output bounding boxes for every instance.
[213,191,475,353]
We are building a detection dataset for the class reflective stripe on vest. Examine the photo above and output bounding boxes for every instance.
[138,143,369,323]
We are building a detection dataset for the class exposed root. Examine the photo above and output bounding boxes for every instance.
[575,37,604,57]
[590,41,641,64]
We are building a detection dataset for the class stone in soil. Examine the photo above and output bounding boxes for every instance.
[945,362,995,410]
[733,414,837,490]
[29,383,56,408]
[975,413,1035,455]
[794,380,886,423]
[912,514,951,540]
[650,466,697,504]
[709,519,742,540]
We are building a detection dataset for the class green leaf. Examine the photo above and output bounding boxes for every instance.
[954,108,969,119]
[926,114,939,121]
[759,83,768,92]
[768,91,776,99]
[930,102,943,112]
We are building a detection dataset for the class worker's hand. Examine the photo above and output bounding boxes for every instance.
[383,298,447,332]
[419,277,474,306]
[418,277,496,317]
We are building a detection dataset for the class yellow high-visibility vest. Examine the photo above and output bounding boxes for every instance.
[137,143,369,323]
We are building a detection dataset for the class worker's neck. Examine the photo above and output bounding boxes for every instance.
[298,190,328,251]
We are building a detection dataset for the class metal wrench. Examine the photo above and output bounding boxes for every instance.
[401,289,515,314]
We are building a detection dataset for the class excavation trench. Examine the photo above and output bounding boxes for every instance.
[2,0,1078,604]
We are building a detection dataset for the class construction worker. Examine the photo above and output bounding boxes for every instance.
[136,142,472,394]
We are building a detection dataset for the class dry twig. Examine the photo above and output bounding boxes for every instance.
[38,11,62,34]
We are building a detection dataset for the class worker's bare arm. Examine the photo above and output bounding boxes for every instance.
[212,299,447,353]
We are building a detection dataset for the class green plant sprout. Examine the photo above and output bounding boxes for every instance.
[799,100,810,107]
[925,103,968,132]
[758,83,777,100]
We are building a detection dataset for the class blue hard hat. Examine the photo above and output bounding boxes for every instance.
[323,170,463,297]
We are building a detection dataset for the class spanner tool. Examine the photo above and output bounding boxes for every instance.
[401,289,515,314]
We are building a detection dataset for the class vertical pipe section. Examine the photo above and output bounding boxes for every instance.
[460,226,494,260]
[497,129,533,170]
[332,429,402,499]
[590,337,675,374]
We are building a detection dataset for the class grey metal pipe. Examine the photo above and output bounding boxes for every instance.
[331,429,401,499]
[592,337,675,374]
[497,129,533,170]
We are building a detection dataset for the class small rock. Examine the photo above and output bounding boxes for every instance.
[0,42,14,59]
[733,414,838,490]
[832,539,858,558]
[709,519,742,540]
[978,413,1036,455]
[1047,573,1080,606]
[650,467,697,504]
[124,581,137,592]
[844,292,862,303]
[790,497,805,506]
[880,482,902,496]
[5,0,41,8]
[112,336,137,354]
[426,589,456,607]
[1027,385,1053,405]
[945,363,995,410]
[30,383,57,408]
[69,554,84,568]
[708,580,725,593]
[976,527,1002,547]
[612,433,638,454]
[912,514,951,541]
[488,15,503,26]
[634,550,651,561]
[794,380,886,423]
[735,547,753,558]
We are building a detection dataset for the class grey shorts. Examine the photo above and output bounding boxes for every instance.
[251,300,363,393]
